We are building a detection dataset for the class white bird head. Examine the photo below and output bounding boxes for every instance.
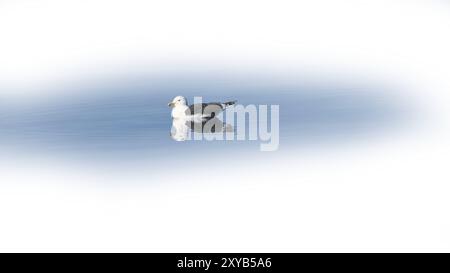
[168,96,187,108]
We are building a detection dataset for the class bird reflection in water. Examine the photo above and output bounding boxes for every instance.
[170,117,234,141]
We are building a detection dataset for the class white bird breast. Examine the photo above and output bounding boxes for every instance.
[171,105,189,119]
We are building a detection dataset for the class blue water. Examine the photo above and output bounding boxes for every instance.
[0,73,401,164]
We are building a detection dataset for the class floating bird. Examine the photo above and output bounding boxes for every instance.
[168,96,236,119]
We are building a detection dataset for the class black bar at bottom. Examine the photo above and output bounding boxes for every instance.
[0,253,448,271]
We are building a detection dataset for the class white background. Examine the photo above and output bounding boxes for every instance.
[0,0,450,252]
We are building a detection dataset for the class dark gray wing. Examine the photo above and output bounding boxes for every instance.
[188,117,234,133]
[186,103,223,117]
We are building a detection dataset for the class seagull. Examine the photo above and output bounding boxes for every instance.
[168,96,236,120]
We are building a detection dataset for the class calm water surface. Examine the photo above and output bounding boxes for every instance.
[0,74,401,165]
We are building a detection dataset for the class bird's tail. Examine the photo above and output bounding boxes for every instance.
[222,100,237,108]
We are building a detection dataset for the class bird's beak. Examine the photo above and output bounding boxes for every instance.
[168,102,175,108]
